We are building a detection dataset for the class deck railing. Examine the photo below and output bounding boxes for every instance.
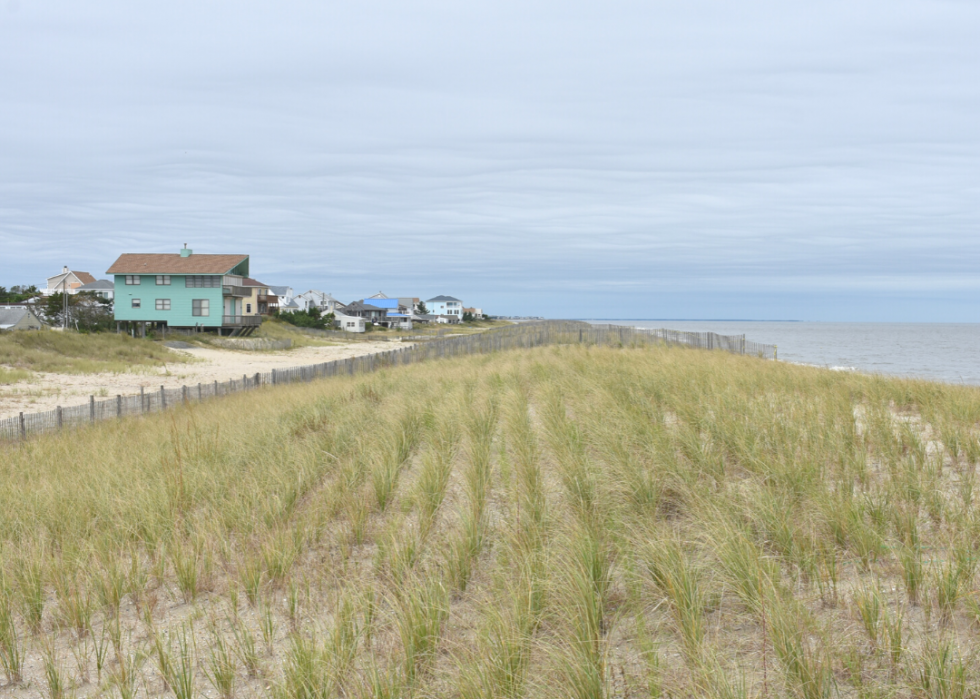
[222,315,262,327]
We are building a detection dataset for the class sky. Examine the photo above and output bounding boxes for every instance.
[1,1,978,321]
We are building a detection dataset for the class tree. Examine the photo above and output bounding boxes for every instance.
[42,291,112,331]
[462,311,474,322]
[416,301,428,315]
[73,294,114,332]
[0,284,40,304]
[43,292,74,327]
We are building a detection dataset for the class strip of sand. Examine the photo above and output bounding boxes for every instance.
[0,341,408,420]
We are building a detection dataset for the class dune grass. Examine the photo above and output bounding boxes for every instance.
[0,367,33,385]
[0,330,188,375]
[237,318,343,348]
[2,341,980,697]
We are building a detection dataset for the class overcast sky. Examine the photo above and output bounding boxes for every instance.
[2,0,978,320]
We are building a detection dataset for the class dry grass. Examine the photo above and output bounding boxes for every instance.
[233,318,342,349]
[2,342,980,697]
[0,331,188,375]
[0,367,33,385]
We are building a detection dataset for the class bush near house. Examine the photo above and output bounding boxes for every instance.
[275,307,335,331]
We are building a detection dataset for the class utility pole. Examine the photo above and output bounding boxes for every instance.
[62,271,68,330]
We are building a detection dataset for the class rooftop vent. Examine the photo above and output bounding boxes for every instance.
[180,244,193,258]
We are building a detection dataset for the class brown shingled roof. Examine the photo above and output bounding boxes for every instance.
[73,271,97,285]
[106,254,248,275]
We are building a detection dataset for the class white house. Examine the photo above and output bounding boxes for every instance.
[293,290,346,315]
[335,313,365,333]
[425,295,463,322]
[44,267,97,296]
[267,286,295,310]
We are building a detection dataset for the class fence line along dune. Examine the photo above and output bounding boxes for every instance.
[3,322,976,698]
[0,322,772,440]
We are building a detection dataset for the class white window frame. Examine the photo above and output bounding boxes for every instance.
[156,275,171,286]
[125,275,141,285]
[155,299,171,311]
[131,298,141,308]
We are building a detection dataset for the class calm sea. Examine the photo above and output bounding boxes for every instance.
[583,321,980,386]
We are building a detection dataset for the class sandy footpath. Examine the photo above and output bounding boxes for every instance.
[0,341,408,420]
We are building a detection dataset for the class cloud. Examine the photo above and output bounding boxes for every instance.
[1,0,978,320]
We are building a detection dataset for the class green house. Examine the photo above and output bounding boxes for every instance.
[106,248,260,335]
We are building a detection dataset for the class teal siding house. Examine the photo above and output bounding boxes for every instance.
[106,247,260,335]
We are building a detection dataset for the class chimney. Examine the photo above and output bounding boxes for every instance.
[180,244,192,258]
[62,265,69,274]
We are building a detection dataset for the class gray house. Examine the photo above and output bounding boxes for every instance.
[0,307,44,331]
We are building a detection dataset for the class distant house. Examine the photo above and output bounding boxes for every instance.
[426,295,463,323]
[44,267,96,296]
[293,290,346,316]
[463,307,483,319]
[335,313,366,333]
[77,279,115,301]
[400,297,421,314]
[370,293,422,316]
[281,299,301,311]
[361,297,412,329]
[0,307,44,331]
[343,300,388,323]
[242,278,272,316]
[106,246,260,335]
[266,285,295,313]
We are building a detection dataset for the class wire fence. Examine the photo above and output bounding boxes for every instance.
[0,321,774,442]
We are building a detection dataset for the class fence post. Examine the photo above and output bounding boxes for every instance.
[255,372,261,387]
[57,406,63,429]
[243,374,247,390]
[198,383,202,400]
[214,380,219,396]
[19,412,25,438]
[90,395,95,422]
[183,385,188,403]
[272,369,277,385]
[140,386,145,413]
[117,395,122,417]
[161,385,166,409]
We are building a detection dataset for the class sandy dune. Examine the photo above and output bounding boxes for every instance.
[0,341,407,420]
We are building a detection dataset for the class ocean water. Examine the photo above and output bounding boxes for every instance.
[584,321,980,386]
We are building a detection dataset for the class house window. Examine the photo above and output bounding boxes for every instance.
[246,303,252,313]
[131,299,141,308]
[186,275,220,288]
[156,275,171,286]
[155,299,171,311]
[125,275,141,285]
[192,299,210,317]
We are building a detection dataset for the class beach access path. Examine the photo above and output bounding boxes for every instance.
[0,340,409,420]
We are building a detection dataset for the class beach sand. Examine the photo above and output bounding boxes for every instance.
[0,341,408,420]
